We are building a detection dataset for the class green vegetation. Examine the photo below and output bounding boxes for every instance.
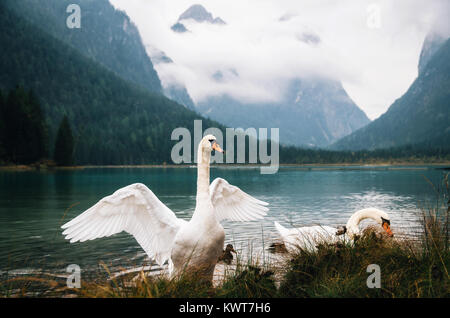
[280,175,449,298]
[0,3,221,165]
[0,91,5,162]
[279,143,450,164]
[54,116,74,166]
[2,175,448,298]
[0,87,48,164]
[280,229,448,297]
[0,0,447,300]
[76,195,450,298]
[73,262,278,298]
[5,0,162,94]
[332,38,450,151]
[1,2,448,167]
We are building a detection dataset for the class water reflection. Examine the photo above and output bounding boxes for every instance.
[0,166,446,276]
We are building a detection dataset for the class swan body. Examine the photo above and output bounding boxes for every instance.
[274,208,393,252]
[274,222,344,252]
[61,135,268,281]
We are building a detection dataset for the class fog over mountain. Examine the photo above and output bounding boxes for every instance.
[0,0,222,165]
[177,4,226,25]
[145,45,195,109]
[171,4,226,33]
[198,78,370,147]
[111,0,449,121]
[331,36,450,151]
[418,32,447,75]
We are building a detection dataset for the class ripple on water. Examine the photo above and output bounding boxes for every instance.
[0,166,444,275]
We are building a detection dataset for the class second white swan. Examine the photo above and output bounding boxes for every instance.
[274,208,393,252]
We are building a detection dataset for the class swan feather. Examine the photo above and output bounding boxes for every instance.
[210,178,268,222]
[61,183,186,266]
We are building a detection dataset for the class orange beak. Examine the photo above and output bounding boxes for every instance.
[382,222,393,237]
[212,142,224,153]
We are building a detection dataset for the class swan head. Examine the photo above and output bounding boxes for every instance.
[200,134,224,154]
[381,217,393,237]
[346,208,393,239]
[374,210,393,237]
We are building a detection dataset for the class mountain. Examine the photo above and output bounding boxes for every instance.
[178,4,226,25]
[171,22,189,33]
[197,78,370,147]
[4,0,162,94]
[331,37,450,151]
[163,84,196,111]
[0,3,219,165]
[171,4,226,33]
[419,32,447,75]
[145,46,196,110]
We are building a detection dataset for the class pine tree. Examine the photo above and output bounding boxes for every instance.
[27,90,48,161]
[1,87,47,164]
[54,115,74,166]
[0,90,5,161]
[3,86,27,162]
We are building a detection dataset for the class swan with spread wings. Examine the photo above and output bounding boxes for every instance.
[61,135,268,281]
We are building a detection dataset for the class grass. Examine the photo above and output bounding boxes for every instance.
[1,174,449,298]
[278,173,449,298]
[279,227,448,297]
[62,258,278,298]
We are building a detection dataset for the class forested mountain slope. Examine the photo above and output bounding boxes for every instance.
[5,0,162,94]
[331,38,450,151]
[0,4,218,165]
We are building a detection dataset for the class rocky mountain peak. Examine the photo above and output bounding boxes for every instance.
[178,4,213,23]
[171,4,226,33]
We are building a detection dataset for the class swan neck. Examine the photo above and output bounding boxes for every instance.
[345,208,384,237]
[196,147,211,203]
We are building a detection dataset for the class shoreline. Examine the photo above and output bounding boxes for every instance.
[0,162,449,172]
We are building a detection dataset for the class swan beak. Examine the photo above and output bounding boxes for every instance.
[212,142,224,153]
[231,247,237,254]
[382,222,394,237]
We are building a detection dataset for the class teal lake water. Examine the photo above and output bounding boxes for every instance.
[0,166,447,278]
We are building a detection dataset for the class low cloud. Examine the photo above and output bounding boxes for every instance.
[110,0,449,119]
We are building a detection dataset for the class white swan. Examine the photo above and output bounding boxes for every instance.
[274,208,393,253]
[61,135,268,281]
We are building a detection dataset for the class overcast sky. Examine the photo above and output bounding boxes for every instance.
[110,0,449,120]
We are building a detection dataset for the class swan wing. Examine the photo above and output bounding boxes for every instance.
[274,221,305,251]
[274,222,339,252]
[296,225,339,244]
[61,183,186,266]
[274,221,293,239]
[209,178,268,222]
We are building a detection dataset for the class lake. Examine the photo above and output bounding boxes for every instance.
[0,165,447,279]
